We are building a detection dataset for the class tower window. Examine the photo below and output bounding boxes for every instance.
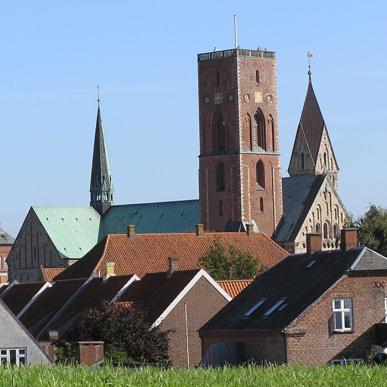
[324,152,327,169]
[255,70,260,84]
[259,197,264,212]
[245,114,252,151]
[215,70,221,86]
[216,162,225,192]
[214,114,227,153]
[219,200,223,216]
[256,160,265,189]
[301,153,305,170]
[269,115,275,151]
[255,109,266,150]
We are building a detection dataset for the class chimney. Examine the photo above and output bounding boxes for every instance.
[341,228,358,252]
[246,223,255,236]
[127,224,136,238]
[306,233,322,254]
[48,330,59,342]
[105,262,115,277]
[195,224,204,236]
[168,257,179,276]
[76,341,104,366]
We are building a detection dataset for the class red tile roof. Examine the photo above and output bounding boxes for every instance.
[217,279,253,298]
[1,282,45,315]
[55,232,288,280]
[39,267,64,282]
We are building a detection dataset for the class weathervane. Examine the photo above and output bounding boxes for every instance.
[307,51,313,81]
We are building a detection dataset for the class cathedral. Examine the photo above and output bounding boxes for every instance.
[7,46,348,282]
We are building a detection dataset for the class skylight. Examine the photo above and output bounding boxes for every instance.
[243,299,266,318]
[264,298,287,316]
[306,260,316,269]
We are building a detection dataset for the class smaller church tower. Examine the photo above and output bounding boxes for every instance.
[288,68,339,190]
[90,97,113,215]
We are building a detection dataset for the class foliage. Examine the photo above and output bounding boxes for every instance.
[355,205,387,256]
[62,302,169,366]
[0,364,387,386]
[199,237,264,280]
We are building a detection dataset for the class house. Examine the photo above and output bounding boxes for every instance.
[0,299,51,365]
[54,225,288,280]
[0,227,14,283]
[200,229,387,365]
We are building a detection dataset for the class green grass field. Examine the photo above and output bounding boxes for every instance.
[1,365,386,387]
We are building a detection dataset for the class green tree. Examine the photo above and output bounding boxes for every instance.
[355,205,387,256]
[62,302,169,366]
[199,237,263,280]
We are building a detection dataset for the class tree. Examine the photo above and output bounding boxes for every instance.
[199,237,264,280]
[64,302,169,366]
[355,205,387,256]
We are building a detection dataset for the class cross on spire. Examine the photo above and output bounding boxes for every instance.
[97,85,101,105]
[307,51,313,81]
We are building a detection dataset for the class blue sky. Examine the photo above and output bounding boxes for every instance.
[1,1,386,236]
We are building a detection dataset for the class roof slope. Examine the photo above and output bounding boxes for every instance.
[217,280,252,298]
[200,247,364,333]
[40,267,65,282]
[0,228,14,244]
[1,282,45,315]
[118,270,200,323]
[20,278,87,337]
[55,232,288,280]
[33,206,101,259]
[101,199,199,236]
[275,175,326,242]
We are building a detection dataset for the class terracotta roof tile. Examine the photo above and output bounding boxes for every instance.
[217,279,253,298]
[40,267,64,282]
[55,232,288,280]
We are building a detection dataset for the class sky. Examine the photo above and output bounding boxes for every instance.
[1,0,387,236]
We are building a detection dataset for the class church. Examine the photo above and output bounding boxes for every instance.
[7,46,348,282]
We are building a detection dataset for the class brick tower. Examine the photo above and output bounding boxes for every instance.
[198,48,283,235]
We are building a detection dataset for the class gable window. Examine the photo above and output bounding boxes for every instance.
[254,109,266,150]
[216,162,225,192]
[323,223,328,239]
[333,299,353,332]
[301,153,305,170]
[256,160,265,189]
[0,348,26,366]
[243,298,266,318]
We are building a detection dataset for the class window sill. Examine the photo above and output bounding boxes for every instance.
[332,329,354,334]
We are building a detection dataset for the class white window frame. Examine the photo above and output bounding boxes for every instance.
[0,348,27,366]
[330,358,363,366]
[332,299,353,332]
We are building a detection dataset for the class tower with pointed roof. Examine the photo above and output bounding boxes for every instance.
[90,99,114,215]
[288,70,339,190]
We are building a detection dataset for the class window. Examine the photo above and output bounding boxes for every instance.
[216,162,225,192]
[324,152,327,169]
[330,358,363,366]
[264,298,287,316]
[214,114,227,153]
[215,70,220,86]
[301,153,305,170]
[256,161,265,189]
[0,348,26,366]
[306,260,316,269]
[316,223,321,234]
[333,299,353,332]
[259,197,264,212]
[245,114,252,151]
[269,115,275,151]
[254,109,266,150]
[219,200,223,217]
[255,70,260,84]
[243,299,266,318]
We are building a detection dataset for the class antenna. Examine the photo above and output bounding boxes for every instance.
[233,15,238,49]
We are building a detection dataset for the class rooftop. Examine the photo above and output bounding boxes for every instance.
[198,48,275,62]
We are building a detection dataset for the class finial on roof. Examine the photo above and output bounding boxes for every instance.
[97,85,100,105]
[307,51,313,82]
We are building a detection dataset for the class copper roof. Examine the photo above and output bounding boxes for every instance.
[217,279,253,298]
[39,267,64,282]
[55,232,288,281]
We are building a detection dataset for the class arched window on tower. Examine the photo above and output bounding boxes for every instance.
[301,152,305,170]
[323,152,327,169]
[323,223,328,239]
[215,70,221,86]
[214,114,227,153]
[255,70,260,84]
[268,115,275,151]
[254,109,266,150]
[259,197,264,212]
[216,162,225,192]
[256,160,265,189]
[245,114,252,151]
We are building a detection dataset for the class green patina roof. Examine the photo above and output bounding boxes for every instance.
[100,199,199,237]
[33,206,101,259]
[32,200,199,261]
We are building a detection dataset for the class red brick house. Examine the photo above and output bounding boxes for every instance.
[200,229,387,365]
[0,228,14,283]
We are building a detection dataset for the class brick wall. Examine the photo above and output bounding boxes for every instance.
[76,342,104,366]
[160,275,228,367]
[285,273,387,364]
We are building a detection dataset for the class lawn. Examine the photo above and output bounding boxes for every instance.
[1,364,386,386]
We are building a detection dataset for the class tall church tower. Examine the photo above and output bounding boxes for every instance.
[90,100,114,215]
[288,71,339,190]
[198,48,283,235]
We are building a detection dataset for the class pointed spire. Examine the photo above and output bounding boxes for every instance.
[90,88,113,215]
